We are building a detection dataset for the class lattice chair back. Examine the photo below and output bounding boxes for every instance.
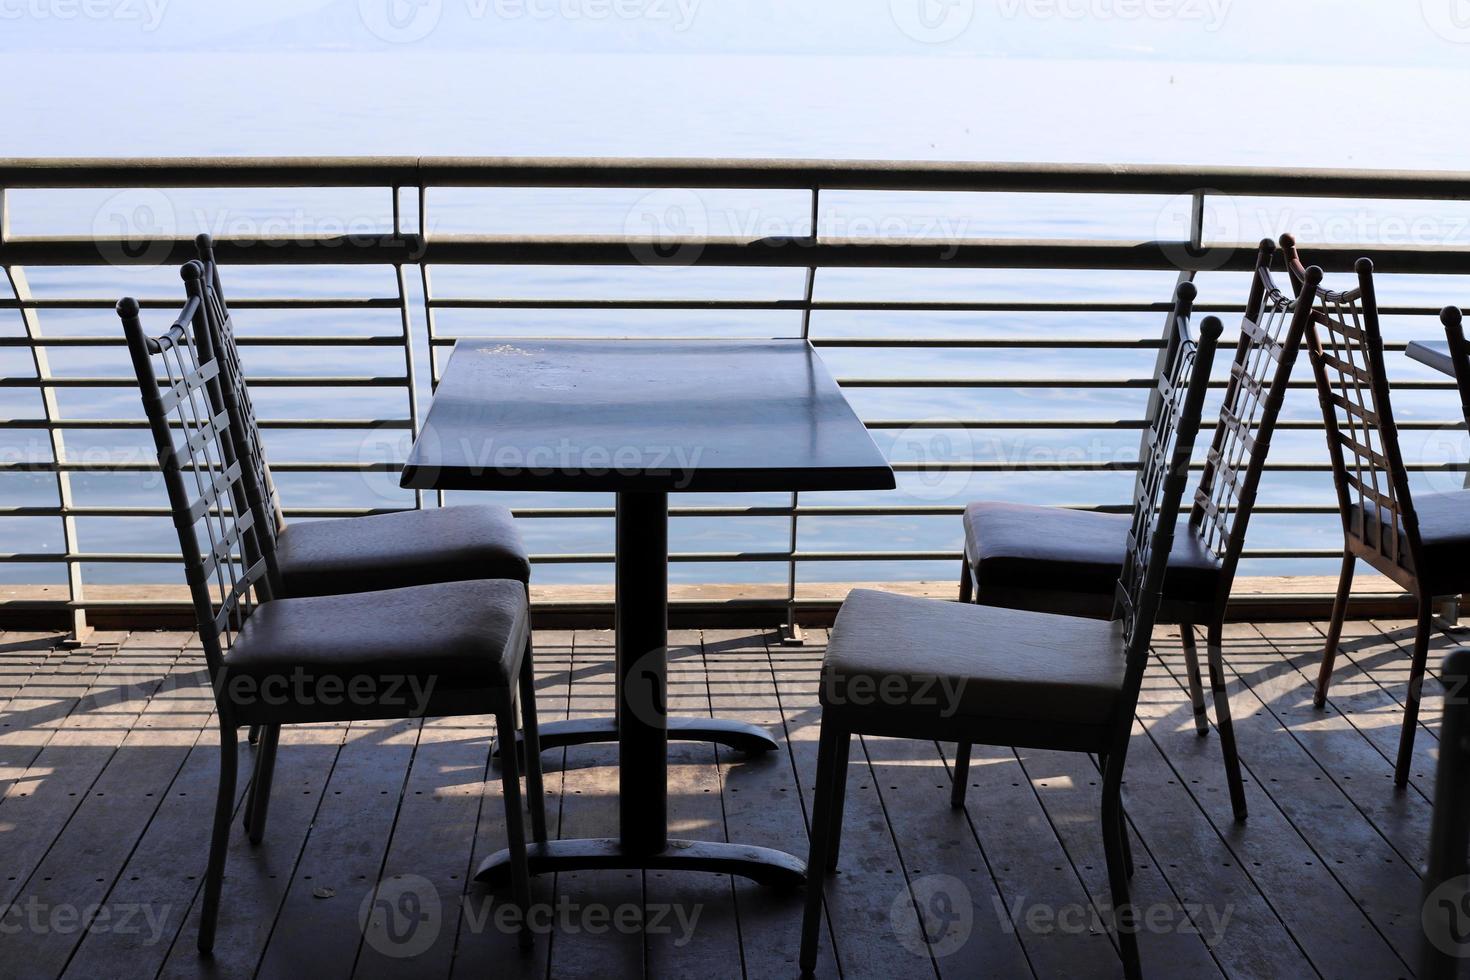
[1284,237,1422,575]
[1116,310,1222,667]
[1188,239,1314,600]
[118,261,279,681]
[194,233,285,545]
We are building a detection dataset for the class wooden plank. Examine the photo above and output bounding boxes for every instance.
[448,630,571,979]
[702,629,838,979]
[0,632,60,710]
[643,630,742,979]
[10,644,217,977]
[1245,622,1433,870]
[1155,624,1423,970]
[770,633,959,980]
[254,718,421,979]
[61,657,247,979]
[543,628,644,979]
[1145,628,1406,978]
[0,631,174,910]
[796,622,1031,979]
[154,722,350,980]
[1017,744,1225,978]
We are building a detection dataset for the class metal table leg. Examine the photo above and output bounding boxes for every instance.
[476,490,806,888]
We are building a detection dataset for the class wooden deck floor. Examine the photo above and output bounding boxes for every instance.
[0,618,1456,979]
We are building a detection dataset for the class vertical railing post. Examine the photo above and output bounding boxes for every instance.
[392,184,424,510]
[2,188,90,643]
[781,186,822,645]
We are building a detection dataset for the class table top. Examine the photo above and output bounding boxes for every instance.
[1407,340,1454,377]
[401,338,897,493]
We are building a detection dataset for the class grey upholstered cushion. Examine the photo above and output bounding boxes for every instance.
[1352,490,1470,594]
[224,579,527,694]
[275,505,529,598]
[822,589,1127,726]
[963,501,1221,607]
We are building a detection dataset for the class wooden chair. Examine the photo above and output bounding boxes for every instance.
[800,311,1223,979]
[954,250,1310,821]
[1287,236,1470,785]
[1420,647,1470,978]
[194,234,540,772]
[118,261,545,953]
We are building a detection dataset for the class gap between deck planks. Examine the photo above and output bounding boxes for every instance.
[0,622,1454,979]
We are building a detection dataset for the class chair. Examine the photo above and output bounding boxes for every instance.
[192,234,531,600]
[1420,647,1470,978]
[800,311,1223,979]
[954,250,1311,821]
[118,261,546,953]
[194,234,537,767]
[1288,236,1470,786]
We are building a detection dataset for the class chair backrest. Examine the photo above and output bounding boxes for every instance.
[1135,279,1200,503]
[194,233,286,544]
[1439,305,1470,431]
[117,261,279,680]
[1284,236,1422,574]
[1116,308,1222,662]
[1187,239,1314,604]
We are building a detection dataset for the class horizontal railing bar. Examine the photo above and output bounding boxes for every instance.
[0,376,408,388]
[9,156,1470,199]
[0,418,409,430]
[4,458,1463,474]
[0,297,400,310]
[839,377,1456,389]
[11,236,1470,274]
[0,335,406,348]
[0,548,1344,563]
[0,502,1353,520]
[860,418,1462,430]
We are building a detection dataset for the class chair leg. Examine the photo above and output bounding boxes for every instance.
[1205,622,1248,822]
[950,741,972,809]
[198,722,238,953]
[1396,594,1434,788]
[800,718,845,975]
[1100,760,1141,980]
[243,723,280,844]
[518,639,548,844]
[495,702,535,951]
[957,557,973,603]
[1178,624,1210,736]
[247,724,261,745]
[1099,753,1133,878]
[825,732,851,874]
[1315,552,1355,709]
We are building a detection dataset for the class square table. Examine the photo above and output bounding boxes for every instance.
[402,338,895,886]
[1408,339,1454,378]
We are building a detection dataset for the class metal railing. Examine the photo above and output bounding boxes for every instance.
[4,156,1470,633]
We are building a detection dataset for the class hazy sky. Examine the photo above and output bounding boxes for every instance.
[2,0,1467,65]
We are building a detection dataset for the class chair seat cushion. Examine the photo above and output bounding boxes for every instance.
[963,501,1221,610]
[1353,490,1470,593]
[223,580,528,712]
[822,589,1126,727]
[276,505,529,598]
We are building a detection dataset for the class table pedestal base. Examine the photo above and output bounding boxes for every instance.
[475,838,807,889]
[492,716,778,761]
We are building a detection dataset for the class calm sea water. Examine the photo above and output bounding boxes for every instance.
[5,53,1470,588]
